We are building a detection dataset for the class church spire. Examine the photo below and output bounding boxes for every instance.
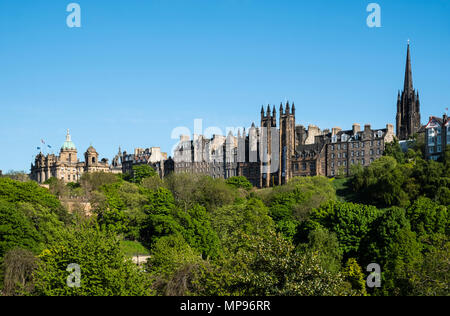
[404,42,413,93]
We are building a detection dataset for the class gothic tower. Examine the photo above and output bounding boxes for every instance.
[396,43,421,140]
[279,101,296,185]
[260,105,277,187]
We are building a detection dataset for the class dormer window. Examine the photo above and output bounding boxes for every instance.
[377,131,383,138]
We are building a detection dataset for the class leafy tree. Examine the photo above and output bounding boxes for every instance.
[408,234,449,296]
[33,224,153,296]
[226,176,253,190]
[0,200,42,258]
[211,198,274,252]
[0,177,69,224]
[229,232,358,296]
[351,156,410,207]
[300,201,382,260]
[146,235,202,284]
[298,228,343,273]
[1,248,37,296]
[342,258,367,296]
[129,165,157,184]
[406,197,448,238]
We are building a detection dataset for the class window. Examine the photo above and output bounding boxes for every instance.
[343,144,347,150]
[331,153,335,159]
[377,131,383,138]
[361,150,365,156]
[338,153,341,158]
[437,146,442,153]
[331,145,335,151]
[302,163,307,171]
[370,141,374,147]
[338,144,341,150]
[437,135,442,145]
[429,147,435,154]
[362,158,365,165]
[332,136,337,143]
[343,161,347,167]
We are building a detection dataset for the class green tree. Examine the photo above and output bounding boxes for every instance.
[0,200,42,258]
[351,156,410,207]
[225,176,253,190]
[33,224,153,296]
[129,165,157,184]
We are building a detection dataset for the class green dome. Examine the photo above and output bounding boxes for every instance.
[62,129,76,150]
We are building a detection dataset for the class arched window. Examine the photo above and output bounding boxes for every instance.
[92,157,96,164]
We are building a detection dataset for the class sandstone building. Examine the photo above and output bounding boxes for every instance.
[173,102,394,187]
[31,130,120,183]
[122,147,173,178]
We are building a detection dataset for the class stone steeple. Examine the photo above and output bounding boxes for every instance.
[396,43,421,140]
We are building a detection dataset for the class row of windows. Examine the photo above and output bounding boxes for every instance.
[61,174,79,181]
[330,140,382,151]
[331,158,375,170]
[331,149,381,159]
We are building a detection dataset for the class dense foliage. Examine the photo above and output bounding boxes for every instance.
[0,144,448,296]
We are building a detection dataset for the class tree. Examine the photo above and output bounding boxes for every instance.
[406,197,448,238]
[226,176,253,190]
[300,201,382,260]
[0,200,42,258]
[33,224,153,296]
[351,156,410,207]
[129,165,157,184]
[1,248,37,296]
[228,232,358,296]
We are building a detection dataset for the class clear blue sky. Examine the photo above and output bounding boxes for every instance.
[1,0,449,172]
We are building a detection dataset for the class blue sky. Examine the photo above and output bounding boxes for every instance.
[0,0,449,172]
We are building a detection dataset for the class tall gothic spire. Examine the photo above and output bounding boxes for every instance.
[396,42,421,140]
[404,42,413,93]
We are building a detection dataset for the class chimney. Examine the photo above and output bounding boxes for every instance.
[352,123,361,135]
[180,135,190,142]
[332,127,342,136]
[364,124,371,132]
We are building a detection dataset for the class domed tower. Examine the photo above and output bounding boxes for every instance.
[60,129,77,163]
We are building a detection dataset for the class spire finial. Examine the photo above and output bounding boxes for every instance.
[66,129,71,142]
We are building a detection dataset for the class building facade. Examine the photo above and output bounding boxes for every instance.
[122,147,173,178]
[172,102,395,187]
[31,130,120,183]
[425,114,450,161]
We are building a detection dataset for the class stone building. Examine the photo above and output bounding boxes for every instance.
[320,123,394,177]
[31,130,119,183]
[424,114,450,161]
[396,43,421,140]
[122,147,173,178]
[172,102,395,187]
